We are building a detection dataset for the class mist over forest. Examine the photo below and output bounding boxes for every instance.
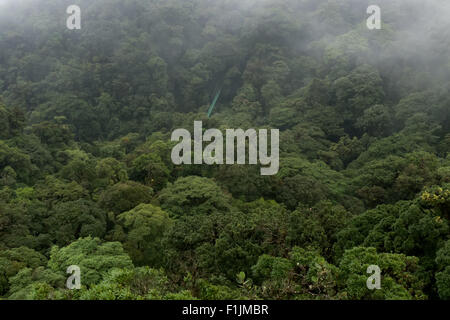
[0,0,449,300]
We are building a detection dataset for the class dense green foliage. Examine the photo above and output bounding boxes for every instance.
[0,0,449,300]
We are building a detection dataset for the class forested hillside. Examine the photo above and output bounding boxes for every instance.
[0,0,449,300]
